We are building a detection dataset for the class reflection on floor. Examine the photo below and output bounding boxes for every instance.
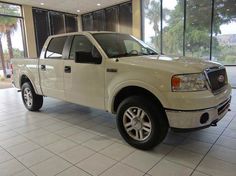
[0,88,235,176]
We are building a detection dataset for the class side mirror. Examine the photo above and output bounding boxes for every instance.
[75,46,102,64]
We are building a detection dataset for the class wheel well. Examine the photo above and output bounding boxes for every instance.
[20,75,31,88]
[113,86,163,113]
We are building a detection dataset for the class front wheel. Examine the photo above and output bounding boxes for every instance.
[21,82,43,111]
[117,96,169,150]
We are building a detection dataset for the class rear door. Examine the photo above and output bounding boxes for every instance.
[39,36,67,99]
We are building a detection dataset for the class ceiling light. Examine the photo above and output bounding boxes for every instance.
[40,2,44,5]
[97,3,101,6]
[77,10,80,12]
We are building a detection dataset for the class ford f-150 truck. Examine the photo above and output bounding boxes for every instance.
[12,32,231,150]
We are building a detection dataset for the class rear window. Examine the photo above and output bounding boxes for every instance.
[45,36,67,58]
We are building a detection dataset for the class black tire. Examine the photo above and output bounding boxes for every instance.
[117,96,169,150]
[21,82,43,111]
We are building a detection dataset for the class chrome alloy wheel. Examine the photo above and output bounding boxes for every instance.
[23,87,33,107]
[123,107,152,141]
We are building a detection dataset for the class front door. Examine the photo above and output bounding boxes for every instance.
[64,35,105,109]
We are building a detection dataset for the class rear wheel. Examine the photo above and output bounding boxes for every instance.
[117,96,168,150]
[21,82,43,111]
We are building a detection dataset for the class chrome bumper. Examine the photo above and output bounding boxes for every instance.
[165,97,231,129]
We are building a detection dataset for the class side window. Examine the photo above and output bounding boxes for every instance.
[69,35,93,59]
[45,36,67,58]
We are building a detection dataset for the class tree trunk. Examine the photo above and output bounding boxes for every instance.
[6,30,13,69]
[0,36,7,78]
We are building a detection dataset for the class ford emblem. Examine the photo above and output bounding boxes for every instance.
[218,75,225,83]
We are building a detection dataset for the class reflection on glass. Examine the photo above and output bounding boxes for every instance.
[185,0,212,59]
[212,0,236,65]
[0,2,21,17]
[143,0,161,50]
[162,0,184,55]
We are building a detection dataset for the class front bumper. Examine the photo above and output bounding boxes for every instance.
[165,97,231,129]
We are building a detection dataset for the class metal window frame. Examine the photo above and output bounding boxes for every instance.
[0,1,27,57]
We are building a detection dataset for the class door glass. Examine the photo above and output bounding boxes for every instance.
[45,37,67,58]
[69,35,93,59]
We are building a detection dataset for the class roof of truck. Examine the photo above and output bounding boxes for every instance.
[48,31,128,38]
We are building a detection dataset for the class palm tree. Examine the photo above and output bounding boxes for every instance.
[0,4,18,77]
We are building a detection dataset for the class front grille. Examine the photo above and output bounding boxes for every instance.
[205,67,227,93]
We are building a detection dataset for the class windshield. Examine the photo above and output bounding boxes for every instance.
[93,33,158,58]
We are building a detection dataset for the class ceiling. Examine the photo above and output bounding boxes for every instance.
[2,0,129,14]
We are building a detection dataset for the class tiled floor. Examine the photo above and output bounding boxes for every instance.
[0,88,235,176]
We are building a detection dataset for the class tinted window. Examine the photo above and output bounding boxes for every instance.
[46,37,67,58]
[69,35,93,59]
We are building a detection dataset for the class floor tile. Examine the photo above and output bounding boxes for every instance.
[216,135,236,150]
[68,131,97,144]
[188,131,219,144]
[0,130,18,140]
[7,141,40,157]
[191,171,210,176]
[100,163,144,176]
[77,153,116,176]
[82,135,114,151]
[148,159,193,176]
[0,159,25,176]
[22,128,50,139]
[208,145,236,164]
[54,126,83,137]
[59,145,95,164]
[17,148,54,167]
[0,149,13,163]
[31,133,62,146]
[12,169,35,176]
[0,135,28,148]
[42,122,70,132]
[56,166,91,176]
[99,142,135,161]
[45,138,78,154]
[30,156,71,176]
[165,147,203,169]
[197,156,236,176]
[122,144,173,172]
[178,138,212,155]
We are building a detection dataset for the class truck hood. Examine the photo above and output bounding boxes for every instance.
[117,55,222,74]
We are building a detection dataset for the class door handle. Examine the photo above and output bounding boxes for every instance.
[41,65,46,71]
[64,66,71,73]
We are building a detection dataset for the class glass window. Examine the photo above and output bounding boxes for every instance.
[65,15,78,33]
[0,2,21,17]
[33,9,50,57]
[93,10,105,31]
[185,0,212,59]
[162,0,184,55]
[69,35,93,59]
[212,0,236,65]
[0,3,25,79]
[45,37,67,58]
[119,2,132,34]
[143,0,161,50]
[82,13,93,31]
[49,12,65,35]
[105,7,119,32]
[93,33,157,58]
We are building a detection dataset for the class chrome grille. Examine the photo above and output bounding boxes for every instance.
[205,67,227,93]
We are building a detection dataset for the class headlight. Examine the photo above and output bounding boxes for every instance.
[171,73,207,92]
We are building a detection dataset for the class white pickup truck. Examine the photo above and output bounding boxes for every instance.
[12,32,231,150]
